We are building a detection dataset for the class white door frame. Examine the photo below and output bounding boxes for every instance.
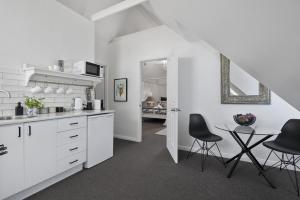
[138,58,167,142]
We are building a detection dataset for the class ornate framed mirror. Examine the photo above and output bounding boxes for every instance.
[220,54,271,104]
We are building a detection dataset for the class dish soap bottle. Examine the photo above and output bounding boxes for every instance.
[15,102,24,116]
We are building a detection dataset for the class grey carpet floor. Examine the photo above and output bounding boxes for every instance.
[27,121,299,200]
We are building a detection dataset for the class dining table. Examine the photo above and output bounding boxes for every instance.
[215,124,280,188]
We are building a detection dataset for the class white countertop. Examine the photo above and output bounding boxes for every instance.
[0,110,115,126]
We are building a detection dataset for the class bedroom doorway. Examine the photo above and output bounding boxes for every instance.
[140,58,167,142]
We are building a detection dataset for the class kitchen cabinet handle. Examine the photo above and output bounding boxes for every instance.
[69,122,79,125]
[0,151,8,156]
[18,126,21,138]
[28,126,32,136]
[69,147,78,151]
[69,159,78,165]
[69,134,79,139]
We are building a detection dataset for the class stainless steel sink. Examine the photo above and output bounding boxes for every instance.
[0,116,13,120]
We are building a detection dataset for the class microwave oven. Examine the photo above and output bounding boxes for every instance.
[73,61,104,78]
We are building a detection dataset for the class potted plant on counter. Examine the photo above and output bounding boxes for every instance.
[24,97,44,117]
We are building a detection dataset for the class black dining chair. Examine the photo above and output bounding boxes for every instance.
[262,119,300,196]
[186,114,226,171]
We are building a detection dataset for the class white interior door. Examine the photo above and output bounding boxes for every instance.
[167,56,179,163]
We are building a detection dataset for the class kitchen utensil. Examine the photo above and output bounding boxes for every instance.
[74,98,83,110]
[15,102,24,116]
[53,65,60,71]
[94,99,101,110]
[64,107,73,112]
[86,102,93,110]
[101,99,105,110]
[58,60,64,72]
[49,107,56,113]
[30,85,42,94]
[44,86,53,94]
[66,88,73,95]
[56,107,64,113]
[56,87,65,94]
[38,107,49,114]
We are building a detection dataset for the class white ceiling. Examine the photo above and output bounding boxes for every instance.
[143,0,300,110]
[57,0,123,18]
[57,0,161,42]
[57,0,300,110]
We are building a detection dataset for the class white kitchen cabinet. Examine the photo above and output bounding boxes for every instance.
[56,118,87,174]
[56,128,86,147]
[85,114,114,168]
[57,116,87,132]
[0,111,114,199]
[0,124,24,200]
[24,120,57,188]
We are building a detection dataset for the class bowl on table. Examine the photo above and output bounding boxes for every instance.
[233,113,256,126]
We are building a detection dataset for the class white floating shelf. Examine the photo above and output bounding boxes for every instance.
[23,65,103,87]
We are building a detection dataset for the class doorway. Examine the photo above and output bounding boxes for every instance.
[140,59,167,142]
[139,56,179,163]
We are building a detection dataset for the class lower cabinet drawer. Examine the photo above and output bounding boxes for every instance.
[57,128,86,146]
[56,152,86,174]
[57,140,86,160]
[57,116,87,132]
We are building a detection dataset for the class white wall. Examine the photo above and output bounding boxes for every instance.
[0,0,94,67]
[178,43,300,163]
[0,0,95,115]
[107,26,187,141]
[107,26,300,164]
[145,0,300,111]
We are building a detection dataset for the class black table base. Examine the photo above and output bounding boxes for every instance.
[226,129,276,189]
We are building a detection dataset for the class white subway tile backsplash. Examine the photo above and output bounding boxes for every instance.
[0,104,15,110]
[0,67,87,116]
[0,93,10,98]
[0,68,22,74]
[2,85,28,92]
[2,98,24,104]
[3,73,25,81]
[0,79,19,86]
[2,110,15,116]
[42,98,54,103]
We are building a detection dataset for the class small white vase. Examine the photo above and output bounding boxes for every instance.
[27,108,38,117]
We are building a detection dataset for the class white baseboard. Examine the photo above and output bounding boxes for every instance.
[178,145,296,170]
[6,165,83,200]
[114,134,140,142]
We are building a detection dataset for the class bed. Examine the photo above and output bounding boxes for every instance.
[142,97,167,120]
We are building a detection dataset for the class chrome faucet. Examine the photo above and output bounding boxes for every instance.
[0,89,11,98]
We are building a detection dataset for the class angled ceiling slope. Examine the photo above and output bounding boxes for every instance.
[56,0,161,42]
[144,0,300,110]
[56,0,123,18]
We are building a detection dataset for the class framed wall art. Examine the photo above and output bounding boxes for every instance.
[114,78,128,102]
